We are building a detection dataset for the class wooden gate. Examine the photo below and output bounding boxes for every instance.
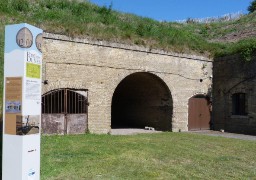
[188,96,210,131]
[41,88,88,134]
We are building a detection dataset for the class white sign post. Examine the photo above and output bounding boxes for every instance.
[2,23,42,180]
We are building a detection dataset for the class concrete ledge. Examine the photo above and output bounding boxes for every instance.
[43,32,212,62]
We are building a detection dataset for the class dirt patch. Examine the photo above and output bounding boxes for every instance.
[212,30,256,43]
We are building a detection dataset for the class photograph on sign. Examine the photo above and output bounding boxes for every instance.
[5,101,21,113]
[16,115,40,135]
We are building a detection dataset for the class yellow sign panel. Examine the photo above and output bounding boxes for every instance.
[26,63,41,79]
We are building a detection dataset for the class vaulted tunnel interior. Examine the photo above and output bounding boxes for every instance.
[111,72,173,131]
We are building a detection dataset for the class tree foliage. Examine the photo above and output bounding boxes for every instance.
[248,0,256,13]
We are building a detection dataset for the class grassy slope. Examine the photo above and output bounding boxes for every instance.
[0,0,255,104]
[41,133,256,179]
[0,0,215,55]
[187,12,256,42]
[0,0,255,56]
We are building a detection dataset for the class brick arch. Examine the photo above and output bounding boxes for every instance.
[111,72,173,131]
[42,81,86,94]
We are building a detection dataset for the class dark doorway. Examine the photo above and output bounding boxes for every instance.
[42,88,88,134]
[111,72,173,131]
[188,95,211,131]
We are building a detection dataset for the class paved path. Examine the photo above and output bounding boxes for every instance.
[111,128,162,135]
[187,130,256,141]
[111,128,256,141]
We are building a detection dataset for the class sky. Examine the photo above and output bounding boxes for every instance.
[89,0,253,21]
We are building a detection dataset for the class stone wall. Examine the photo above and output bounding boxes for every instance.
[42,33,212,134]
[213,53,256,135]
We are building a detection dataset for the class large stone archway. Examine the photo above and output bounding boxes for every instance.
[111,72,173,131]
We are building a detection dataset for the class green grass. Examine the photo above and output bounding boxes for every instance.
[41,133,256,179]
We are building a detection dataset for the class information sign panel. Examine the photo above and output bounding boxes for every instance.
[2,23,42,180]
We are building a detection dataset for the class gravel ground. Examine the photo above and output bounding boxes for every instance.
[111,128,256,141]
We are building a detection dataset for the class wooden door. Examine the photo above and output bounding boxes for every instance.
[188,97,210,131]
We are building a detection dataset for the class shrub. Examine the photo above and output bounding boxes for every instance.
[248,0,256,13]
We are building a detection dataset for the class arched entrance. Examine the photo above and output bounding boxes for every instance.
[111,72,173,131]
[188,95,211,131]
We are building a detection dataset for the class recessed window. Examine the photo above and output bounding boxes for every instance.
[232,93,247,115]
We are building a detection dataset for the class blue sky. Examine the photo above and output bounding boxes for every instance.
[89,0,253,21]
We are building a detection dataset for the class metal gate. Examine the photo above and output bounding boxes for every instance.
[188,96,210,131]
[42,88,88,134]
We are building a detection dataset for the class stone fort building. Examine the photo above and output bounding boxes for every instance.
[41,33,213,134]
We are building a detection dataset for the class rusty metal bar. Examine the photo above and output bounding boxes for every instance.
[86,91,88,129]
[75,91,77,113]
[79,94,81,114]
[68,90,70,114]
[42,89,88,114]
[51,92,53,114]
[60,90,62,112]
[57,90,59,114]
[64,89,67,134]
[47,94,50,113]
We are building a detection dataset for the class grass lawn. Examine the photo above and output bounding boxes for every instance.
[41,132,256,179]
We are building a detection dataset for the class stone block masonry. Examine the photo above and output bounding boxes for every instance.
[213,54,256,135]
[42,33,212,134]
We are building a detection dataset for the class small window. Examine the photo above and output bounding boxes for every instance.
[232,93,247,115]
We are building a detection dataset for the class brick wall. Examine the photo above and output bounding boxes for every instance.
[213,54,256,135]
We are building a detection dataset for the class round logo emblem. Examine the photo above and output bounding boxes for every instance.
[16,27,33,48]
[35,33,42,53]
